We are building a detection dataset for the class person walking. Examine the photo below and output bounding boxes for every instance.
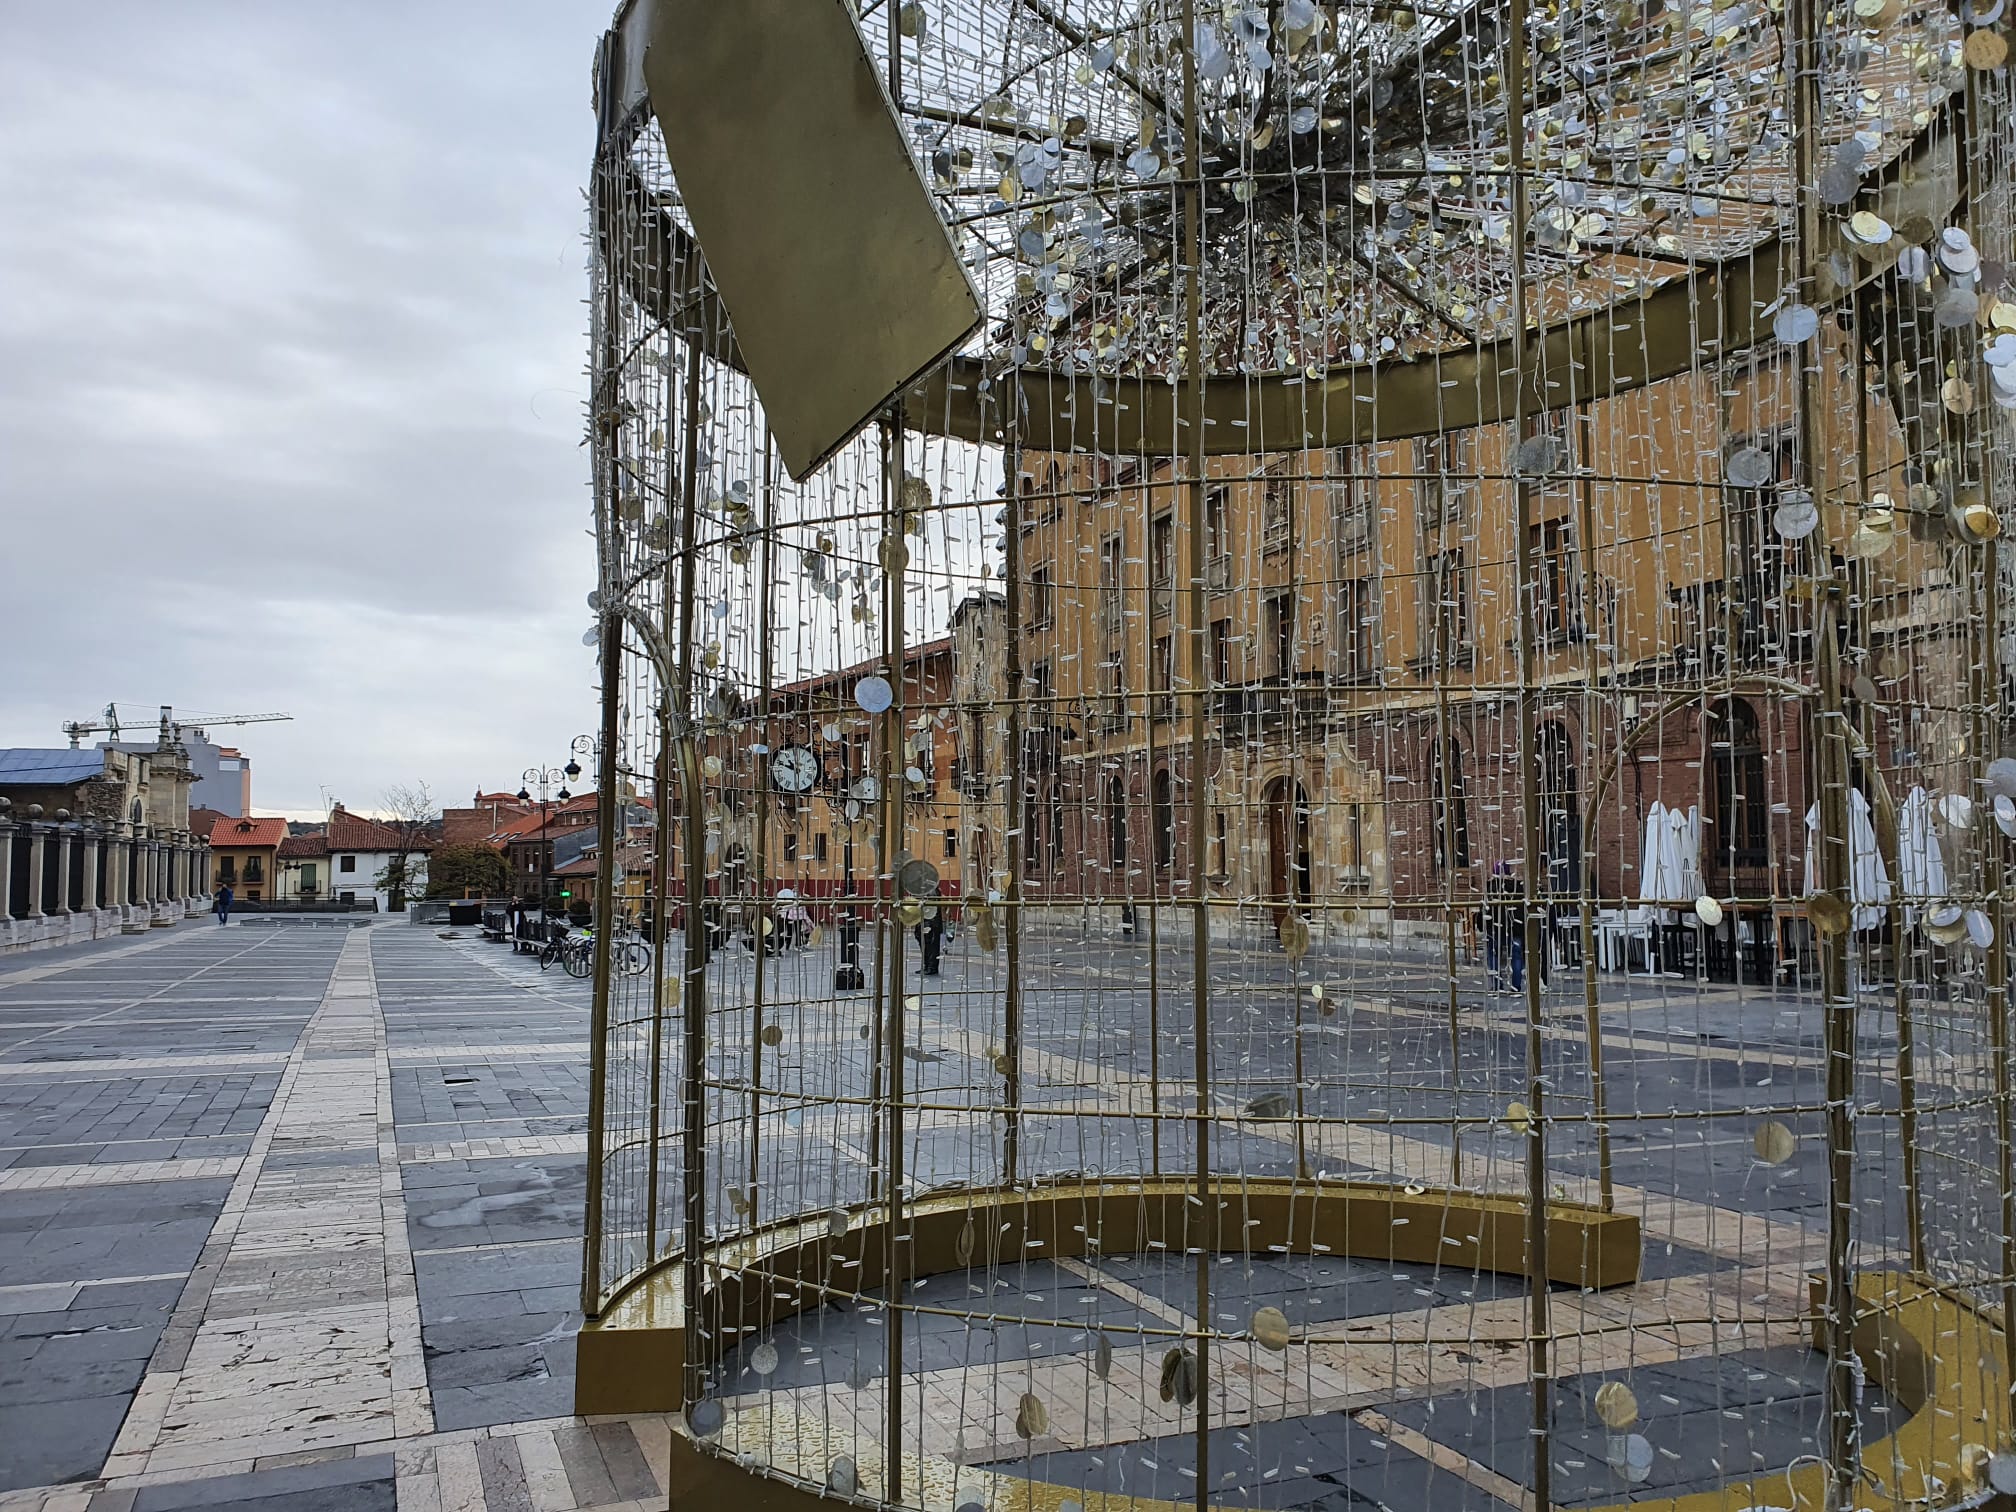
[213,881,235,927]
[1481,864,1522,991]
[915,908,945,976]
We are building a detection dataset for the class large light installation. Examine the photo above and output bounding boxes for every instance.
[577,0,2016,1507]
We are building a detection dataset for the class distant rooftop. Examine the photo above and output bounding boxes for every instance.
[0,749,107,787]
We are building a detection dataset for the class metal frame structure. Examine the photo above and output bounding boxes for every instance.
[577,2,2016,1508]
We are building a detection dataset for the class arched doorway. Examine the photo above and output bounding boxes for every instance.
[1106,776,1129,881]
[1538,721,1581,893]
[1152,768,1176,873]
[1263,777,1312,914]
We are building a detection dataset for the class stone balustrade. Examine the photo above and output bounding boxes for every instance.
[0,799,212,955]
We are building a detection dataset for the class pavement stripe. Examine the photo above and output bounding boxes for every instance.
[0,1053,285,1077]
[0,1157,244,1191]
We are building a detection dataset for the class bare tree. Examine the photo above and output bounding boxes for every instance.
[374,781,437,911]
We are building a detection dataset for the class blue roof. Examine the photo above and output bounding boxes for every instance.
[0,749,108,786]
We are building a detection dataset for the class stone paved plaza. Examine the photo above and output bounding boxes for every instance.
[0,920,666,1512]
[0,915,1936,1511]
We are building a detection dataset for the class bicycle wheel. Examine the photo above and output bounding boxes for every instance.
[564,941,594,978]
[619,940,651,976]
[538,939,559,971]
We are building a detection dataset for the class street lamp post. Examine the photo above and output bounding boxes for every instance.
[518,764,569,916]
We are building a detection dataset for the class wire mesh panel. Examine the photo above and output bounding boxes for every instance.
[581,0,2016,1507]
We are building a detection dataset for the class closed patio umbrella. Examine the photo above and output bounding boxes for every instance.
[1895,785,1947,927]
[1804,789,1891,932]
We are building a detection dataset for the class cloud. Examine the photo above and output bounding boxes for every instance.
[0,1,613,813]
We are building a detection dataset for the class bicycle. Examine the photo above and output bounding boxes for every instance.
[541,925,649,979]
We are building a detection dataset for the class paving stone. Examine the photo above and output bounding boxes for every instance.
[131,1452,395,1509]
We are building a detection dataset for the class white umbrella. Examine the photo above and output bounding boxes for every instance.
[1669,804,1703,903]
[1895,785,1947,927]
[1804,789,1891,932]
[1638,802,1672,901]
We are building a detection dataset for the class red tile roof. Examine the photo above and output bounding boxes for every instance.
[327,806,433,853]
[209,815,288,849]
[278,834,329,859]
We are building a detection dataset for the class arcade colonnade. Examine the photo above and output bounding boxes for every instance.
[0,798,212,954]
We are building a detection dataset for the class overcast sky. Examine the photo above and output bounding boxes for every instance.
[0,2,614,819]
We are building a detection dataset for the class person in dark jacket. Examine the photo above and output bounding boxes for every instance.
[213,882,234,926]
[915,908,945,976]
[1481,865,1522,991]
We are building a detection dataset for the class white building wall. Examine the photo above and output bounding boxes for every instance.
[329,849,428,912]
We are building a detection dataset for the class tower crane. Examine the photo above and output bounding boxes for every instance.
[63,705,294,748]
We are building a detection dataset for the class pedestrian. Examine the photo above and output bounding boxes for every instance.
[1481,864,1522,991]
[213,881,234,927]
[915,908,944,976]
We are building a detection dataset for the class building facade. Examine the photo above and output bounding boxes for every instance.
[0,744,212,952]
[1003,339,1954,973]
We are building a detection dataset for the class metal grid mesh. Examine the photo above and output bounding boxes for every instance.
[582,1,2016,1507]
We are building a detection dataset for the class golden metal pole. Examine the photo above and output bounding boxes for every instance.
[581,147,624,1322]
[748,435,776,1233]
[1001,383,1026,1190]
[1503,0,1555,1498]
[1786,0,1857,1486]
[674,331,710,1412]
[878,408,910,1505]
[1176,5,1214,1504]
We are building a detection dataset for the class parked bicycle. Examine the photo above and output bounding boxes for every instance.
[537,923,649,978]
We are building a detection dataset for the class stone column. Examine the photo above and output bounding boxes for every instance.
[82,830,102,920]
[131,832,149,907]
[0,816,14,923]
[24,822,47,920]
[51,824,73,916]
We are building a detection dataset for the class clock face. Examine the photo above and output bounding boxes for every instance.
[770,744,820,794]
[849,774,881,805]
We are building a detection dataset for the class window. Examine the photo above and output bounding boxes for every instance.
[1344,804,1366,873]
[1432,738,1472,871]
[339,890,355,904]
[1153,768,1176,871]
[1152,634,1177,721]
[1424,548,1471,660]
[340,855,357,874]
[217,857,236,884]
[1106,777,1129,873]
[815,832,830,862]
[1530,516,1579,639]
[1262,466,1293,551]
[1098,646,1127,728]
[1026,563,1054,628]
[1099,533,1124,643]
[1209,618,1233,687]
[246,889,261,902]
[943,829,958,859]
[1150,512,1175,616]
[1338,576,1377,680]
[783,832,799,863]
[245,858,265,884]
[1210,810,1229,877]
[1329,446,1372,553]
[1264,593,1296,679]
[1028,660,1054,722]
[300,864,318,893]
[964,710,988,787]
[1417,433,1473,526]
[1206,486,1231,588]
[1708,698,1768,867]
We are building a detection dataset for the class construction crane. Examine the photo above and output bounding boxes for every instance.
[63,705,293,748]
